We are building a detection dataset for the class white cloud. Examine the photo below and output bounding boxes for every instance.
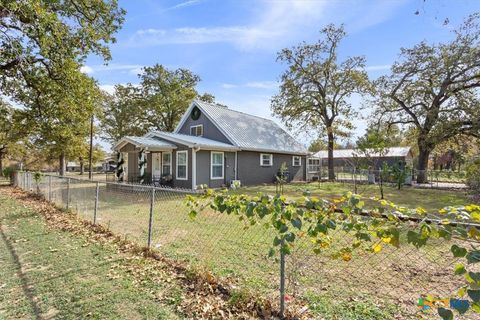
[82,64,144,74]
[80,65,94,74]
[127,0,328,50]
[99,83,141,95]
[245,81,278,90]
[99,84,116,95]
[365,64,391,72]
[221,83,238,89]
[168,0,201,11]
[127,0,406,51]
[129,67,144,76]
[221,81,278,90]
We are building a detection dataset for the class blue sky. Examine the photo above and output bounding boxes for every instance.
[83,0,479,147]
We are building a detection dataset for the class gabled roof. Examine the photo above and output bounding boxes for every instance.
[147,131,240,151]
[314,147,412,159]
[114,136,177,151]
[175,100,308,155]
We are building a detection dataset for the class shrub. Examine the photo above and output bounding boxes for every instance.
[2,167,14,178]
[465,159,480,202]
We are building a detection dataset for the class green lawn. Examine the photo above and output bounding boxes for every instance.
[0,191,181,320]
[234,181,469,212]
[17,177,475,319]
[86,183,471,319]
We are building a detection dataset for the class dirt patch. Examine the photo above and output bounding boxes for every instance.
[0,186,307,319]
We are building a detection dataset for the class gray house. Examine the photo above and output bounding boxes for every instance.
[114,100,308,189]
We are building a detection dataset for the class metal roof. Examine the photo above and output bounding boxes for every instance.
[176,100,308,155]
[148,131,240,151]
[314,147,412,159]
[114,136,177,151]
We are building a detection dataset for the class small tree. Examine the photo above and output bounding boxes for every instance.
[275,162,288,195]
[466,159,480,203]
[355,126,391,198]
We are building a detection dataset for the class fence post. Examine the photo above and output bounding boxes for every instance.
[279,239,286,319]
[48,176,52,201]
[66,178,71,211]
[147,186,155,248]
[93,181,99,224]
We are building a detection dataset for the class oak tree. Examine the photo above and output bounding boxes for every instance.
[374,13,480,183]
[0,0,125,100]
[99,84,148,144]
[272,24,370,180]
[139,64,200,132]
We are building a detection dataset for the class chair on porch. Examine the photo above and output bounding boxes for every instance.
[152,174,162,187]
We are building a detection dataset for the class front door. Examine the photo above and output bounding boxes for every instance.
[152,153,162,180]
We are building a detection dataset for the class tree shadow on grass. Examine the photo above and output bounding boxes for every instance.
[0,225,42,320]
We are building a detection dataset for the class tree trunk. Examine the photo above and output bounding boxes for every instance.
[59,153,66,176]
[0,153,3,175]
[416,144,431,184]
[327,129,335,181]
[79,158,84,175]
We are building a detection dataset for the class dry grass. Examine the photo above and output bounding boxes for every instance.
[17,176,478,319]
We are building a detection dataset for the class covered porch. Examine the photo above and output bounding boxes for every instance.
[114,136,177,185]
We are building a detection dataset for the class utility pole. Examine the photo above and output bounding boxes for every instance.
[88,114,94,180]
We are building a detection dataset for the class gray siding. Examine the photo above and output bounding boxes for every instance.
[195,150,236,188]
[127,152,138,181]
[237,151,306,186]
[145,152,152,182]
[119,142,137,152]
[177,110,232,144]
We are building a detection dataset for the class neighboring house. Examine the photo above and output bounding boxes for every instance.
[114,100,308,189]
[66,161,80,172]
[102,156,117,172]
[313,147,414,170]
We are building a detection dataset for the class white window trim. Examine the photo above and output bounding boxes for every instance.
[210,151,224,180]
[190,124,203,136]
[292,156,301,167]
[260,153,273,167]
[307,158,320,173]
[162,152,172,175]
[176,150,188,180]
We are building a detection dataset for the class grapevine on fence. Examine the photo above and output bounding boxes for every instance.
[186,189,480,319]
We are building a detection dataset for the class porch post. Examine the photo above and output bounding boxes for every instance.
[138,149,147,184]
[116,152,124,182]
[192,149,197,190]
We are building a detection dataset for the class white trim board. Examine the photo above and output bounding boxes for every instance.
[176,150,188,181]
[210,151,224,180]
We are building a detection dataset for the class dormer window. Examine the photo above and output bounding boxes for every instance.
[191,106,201,120]
[190,124,203,136]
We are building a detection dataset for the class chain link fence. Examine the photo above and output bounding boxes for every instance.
[309,167,467,189]
[12,171,478,319]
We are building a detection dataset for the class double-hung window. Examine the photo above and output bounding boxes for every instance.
[292,156,301,167]
[260,153,273,166]
[211,152,224,180]
[308,158,320,173]
[190,125,203,136]
[162,152,172,175]
[176,151,188,180]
